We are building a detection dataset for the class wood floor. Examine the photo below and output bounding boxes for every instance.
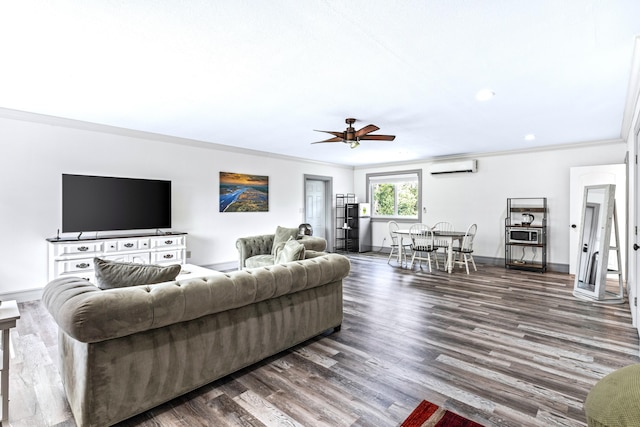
[7,252,640,426]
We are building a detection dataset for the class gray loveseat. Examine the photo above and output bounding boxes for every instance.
[236,226,327,270]
[43,253,350,427]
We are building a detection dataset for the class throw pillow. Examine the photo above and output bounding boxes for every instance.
[275,239,306,264]
[93,257,181,290]
[271,226,299,255]
[273,236,293,259]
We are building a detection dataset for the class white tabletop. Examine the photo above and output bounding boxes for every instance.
[176,263,218,280]
[0,300,20,326]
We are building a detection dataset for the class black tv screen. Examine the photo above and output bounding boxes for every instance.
[62,174,172,233]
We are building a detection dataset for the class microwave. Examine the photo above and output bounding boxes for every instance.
[508,228,541,244]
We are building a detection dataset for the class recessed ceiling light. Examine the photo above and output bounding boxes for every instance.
[524,134,536,141]
[475,89,495,101]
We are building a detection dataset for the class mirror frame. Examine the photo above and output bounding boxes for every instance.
[573,184,616,300]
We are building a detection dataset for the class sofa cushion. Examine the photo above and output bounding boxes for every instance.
[271,226,299,255]
[275,239,306,264]
[245,254,276,269]
[93,258,181,290]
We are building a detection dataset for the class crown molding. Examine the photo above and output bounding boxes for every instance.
[0,106,626,172]
[353,138,626,170]
[0,107,354,171]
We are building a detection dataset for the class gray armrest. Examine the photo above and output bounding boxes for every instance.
[304,250,325,259]
[236,234,275,270]
[299,236,327,252]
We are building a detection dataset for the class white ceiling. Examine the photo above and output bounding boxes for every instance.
[1,1,639,167]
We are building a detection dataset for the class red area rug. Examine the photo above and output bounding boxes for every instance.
[401,400,484,427]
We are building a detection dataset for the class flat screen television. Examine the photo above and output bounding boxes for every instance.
[62,174,172,233]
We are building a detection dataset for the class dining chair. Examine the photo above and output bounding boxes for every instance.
[409,223,438,272]
[452,223,477,274]
[432,221,454,268]
[387,221,411,266]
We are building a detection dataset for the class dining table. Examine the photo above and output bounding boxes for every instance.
[394,228,467,273]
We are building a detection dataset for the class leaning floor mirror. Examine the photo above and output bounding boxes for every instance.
[573,183,624,303]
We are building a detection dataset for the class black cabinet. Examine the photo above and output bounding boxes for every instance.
[345,203,359,252]
[334,195,370,253]
[334,194,355,252]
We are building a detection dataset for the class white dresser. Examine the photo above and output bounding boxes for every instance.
[47,232,187,282]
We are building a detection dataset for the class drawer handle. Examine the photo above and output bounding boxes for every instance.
[77,246,89,252]
[164,240,173,245]
[76,263,90,269]
[124,243,134,248]
[163,254,174,259]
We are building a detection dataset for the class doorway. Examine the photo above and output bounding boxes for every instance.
[304,175,333,250]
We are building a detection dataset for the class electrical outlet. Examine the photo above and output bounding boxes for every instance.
[186,251,192,259]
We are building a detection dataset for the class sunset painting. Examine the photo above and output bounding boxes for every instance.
[219,172,269,212]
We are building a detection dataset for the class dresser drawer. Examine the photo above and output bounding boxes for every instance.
[103,238,151,252]
[151,236,185,249]
[152,250,182,264]
[54,242,103,257]
[56,258,95,276]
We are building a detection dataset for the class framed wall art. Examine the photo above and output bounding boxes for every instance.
[219,172,269,212]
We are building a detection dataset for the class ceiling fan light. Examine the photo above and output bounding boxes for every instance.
[350,141,360,149]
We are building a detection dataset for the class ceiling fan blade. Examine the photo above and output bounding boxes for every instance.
[355,124,380,137]
[314,130,344,138]
[359,134,396,141]
[312,119,394,147]
[311,137,343,144]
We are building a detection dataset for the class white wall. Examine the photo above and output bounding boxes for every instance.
[354,143,627,268]
[0,114,353,296]
[0,111,629,298]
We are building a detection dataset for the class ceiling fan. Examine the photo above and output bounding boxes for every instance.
[312,118,396,149]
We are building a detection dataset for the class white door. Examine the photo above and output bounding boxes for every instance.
[569,164,626,275]
[305,179,326,239]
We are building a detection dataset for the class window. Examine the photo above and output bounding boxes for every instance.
[366,170,421,221]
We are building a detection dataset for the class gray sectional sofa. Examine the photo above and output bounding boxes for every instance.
[43,253,350,427]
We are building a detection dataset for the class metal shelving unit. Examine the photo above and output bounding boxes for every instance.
[505,197,547,272]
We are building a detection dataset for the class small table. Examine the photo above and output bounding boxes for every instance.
[0,300,20,424]
[396,229,466,273]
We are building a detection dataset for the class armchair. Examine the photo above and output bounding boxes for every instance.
[236,227,327,270]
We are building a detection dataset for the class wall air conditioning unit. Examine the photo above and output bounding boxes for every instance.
[430,159,477,175]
